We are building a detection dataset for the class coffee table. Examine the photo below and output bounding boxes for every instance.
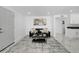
[32,36,47,43]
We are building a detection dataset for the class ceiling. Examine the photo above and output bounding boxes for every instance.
[6,6,79,16]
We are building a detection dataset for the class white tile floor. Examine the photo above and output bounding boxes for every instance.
[54,34,79,53]
[6,36,69,53]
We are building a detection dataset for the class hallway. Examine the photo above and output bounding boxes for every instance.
[1,6,79,53]
[6,36,69,53]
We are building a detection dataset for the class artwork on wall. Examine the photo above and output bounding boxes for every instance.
[34,17,47,26]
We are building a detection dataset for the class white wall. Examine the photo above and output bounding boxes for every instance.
[0,7,15,50]
[70,14,79,24]
[14,13,26,42]
[3,7,26,43]
[25,16,53,36]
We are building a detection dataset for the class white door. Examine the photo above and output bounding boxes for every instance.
[0,7,14,51]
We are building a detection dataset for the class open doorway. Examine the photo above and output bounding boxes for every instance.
[53,14,68,37]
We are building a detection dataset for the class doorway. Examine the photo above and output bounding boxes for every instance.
[53,14,68,37]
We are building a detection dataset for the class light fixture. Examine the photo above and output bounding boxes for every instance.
[47,12,50,15]
[27,11,31,15]
[70,10,73,12]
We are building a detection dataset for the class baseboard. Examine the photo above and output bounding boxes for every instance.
[0,35,27,53]
[0,42,15,53]
[14,35,27,43]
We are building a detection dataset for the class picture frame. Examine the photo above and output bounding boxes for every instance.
[34,18,47,26]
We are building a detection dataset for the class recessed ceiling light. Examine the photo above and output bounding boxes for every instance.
[27,11,31,15]
[70,10,72,12]
[48,12,50,15]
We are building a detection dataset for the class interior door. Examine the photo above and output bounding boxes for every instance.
[0,7,14,51]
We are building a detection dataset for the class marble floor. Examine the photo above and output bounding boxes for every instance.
[6,36,70,53]
[54,34,79,53]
